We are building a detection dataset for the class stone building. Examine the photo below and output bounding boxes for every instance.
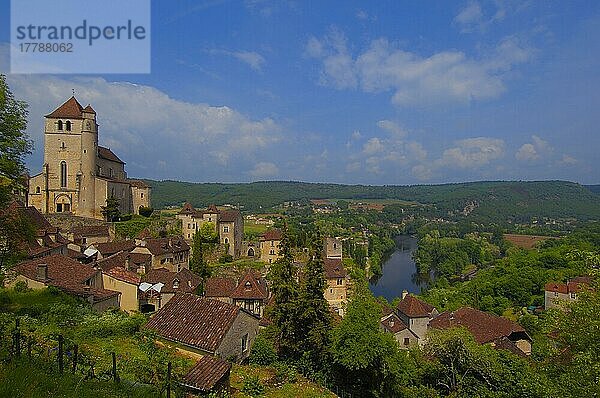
[324,237,342,260]
[27,96,151,220]
[176,203,243,259]
[396,293,439,342]
[259,229,282,264]
[544,276,592,309]
[324,258,349,316]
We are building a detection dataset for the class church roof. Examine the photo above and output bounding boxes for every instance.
[83,104,96,114]
[46,96,85,119]
[98,146,125,164]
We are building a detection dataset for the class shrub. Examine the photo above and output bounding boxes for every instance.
[138,206,154,217]
[242,375,264,397]
[13,281,29,293]
[249,333,277,366]
[274,362,298,384]
[219,254,233,264]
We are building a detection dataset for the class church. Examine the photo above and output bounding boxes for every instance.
[28,96,151,220]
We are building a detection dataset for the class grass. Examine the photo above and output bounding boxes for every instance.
[244,221,270,236]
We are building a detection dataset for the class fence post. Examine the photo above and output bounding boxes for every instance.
[14,317,21,358]
[58,335,64,373]
[112,352,119,382]
[166,361,172,398]
[72,345,78,374]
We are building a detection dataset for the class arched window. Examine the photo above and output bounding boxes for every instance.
[224,237,229,244]
[60,161,67,188]
[57,120,63,130]
[36,186,40,193]
[65,121,72,131]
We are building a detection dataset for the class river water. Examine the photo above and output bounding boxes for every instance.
[369,235,430,302]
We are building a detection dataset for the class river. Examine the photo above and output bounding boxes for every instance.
[369,235,431,302]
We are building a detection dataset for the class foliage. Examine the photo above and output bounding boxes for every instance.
[199,221,219,243]
[12,280,28,293]
[138,206,154,217]
[101,197,121,222]
[242,374,265,397]
[249,332,277,366]
[189,230,210,280]
[114,215,152,239]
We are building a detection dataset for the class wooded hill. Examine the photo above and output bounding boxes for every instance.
[146,180,600,222]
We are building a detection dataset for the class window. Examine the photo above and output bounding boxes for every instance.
[56,203,63,212]
[224,237,229,244]
[109,168,114,178]
[329,288,333,294]
[173,279,179,289]
[333,243,337,249]
[223,226,229,233]
[269,249,275,255]
[57,120,63,130]
[65,121,72,131]
[82,237,87,244]
[570,293,577,299]
[60,142,66,150]
[141,193,144,198]
[271,241,274,247]
[337,278,343,285]
[64,203,70,212]
[36,186,40,193]
[241,333,249,353]
[403,338,410,346]
[60,161,67,188]
[554,292,559,297]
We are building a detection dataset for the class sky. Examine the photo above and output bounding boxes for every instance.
[1,0,599,185]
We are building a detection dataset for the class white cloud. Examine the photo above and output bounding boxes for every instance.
[249,162,279,178]
[454,1,507,33]
[207,49,266,71]
[6,74,280,181]
[438,137,505,168]
[376,120,408,138]
[307,30,532,106]
[515,135,553,161]
[362,137,385,155]
[454,1,484,28]
[560,154,578,165]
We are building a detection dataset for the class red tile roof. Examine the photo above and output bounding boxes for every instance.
[261,229,282,241]
[205,277,236,298]
[71,225,110,238]
[544,276,593,294]
[397,294,436,318]
[45,96,84,118]
[219,210,240,223]
[428,307,528,345]
[143,268,201,294]
[381,313,408,334]
[105,266,141,285]
[96,251,146,284]
[83,104,96,114]
[230,270,268,300]
[544,282,568,294]
[182,355,231,392]
[146,294,246,352]
[179,202,196,215]
[94,240,136,257]
[323,258,348,279]
[143,236,190,256]
[98,146,125,164]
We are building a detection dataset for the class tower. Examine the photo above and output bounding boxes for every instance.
[78,104,98,218]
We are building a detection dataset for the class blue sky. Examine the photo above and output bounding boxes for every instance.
[1,0,599,184]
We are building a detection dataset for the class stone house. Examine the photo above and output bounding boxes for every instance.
[428,307,532,356]
[27,96,151,220]
[324,258,349,316]
[131,236,190,272]
[7,254,120,311]
[205,277,237,304]
[380,311,419,349]
[96,251,149,312]
[139,267,201,311]
[230,270,270,318]
[181,355,231,396]
[68,225,112,247]
[145,293,260,362]
[176,203,244,259]
[90,240,137,260]
[259,229,282,264]
[396,293,439,342]
[324,237,342,259]
[544,276,592,310]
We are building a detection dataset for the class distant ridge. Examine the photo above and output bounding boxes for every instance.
[146,179,600,221]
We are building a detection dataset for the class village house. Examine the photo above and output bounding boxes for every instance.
[428,307,532,356]
[544,276,593,309]
[95,251,151,312]
[259,229,282,264]
[7,254,120,311]
[176,203,244,258]
[230,270,270,318]
[131,236,190,272]
[396,292,439,342]
[323,258,350,316]
[68,225,112,247]
[324,237,342,260]
[90,240,137,260]
[139,267,202,312]
[145,293,260,362]
[181,355,231,396]
[380,309,419,349]
[27,96,151,220]
[205,277,237,304]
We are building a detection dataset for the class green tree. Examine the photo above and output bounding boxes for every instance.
[199,221,218,243]
[190,230,210,284]
[101,196,121,222]
[0,75,34,276]
[295,231,331,373]
[267,223,300,359]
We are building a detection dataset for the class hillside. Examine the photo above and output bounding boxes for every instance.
[146,180,600,222]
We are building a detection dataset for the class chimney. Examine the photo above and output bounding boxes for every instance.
[37,264,48,281]
[401,290,408,300]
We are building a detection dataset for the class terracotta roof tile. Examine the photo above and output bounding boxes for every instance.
[45,96,84,118]
[219,210,240,223]
[143,268,201,294]
[142,236,190,256]
[428,307,528,345]
[182,356,231,392]
[381,313,408,334]
[397,294,436,318]
[323,258,348,279]
[71,225,110,238]
[145,294,244,352]
[98,146,125,164]
[544,282,568,294]
[94,240,136,256]
[230,270,268,300]
[205,277,236,298]
[261,229,282,241]
[83,104,96,114]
